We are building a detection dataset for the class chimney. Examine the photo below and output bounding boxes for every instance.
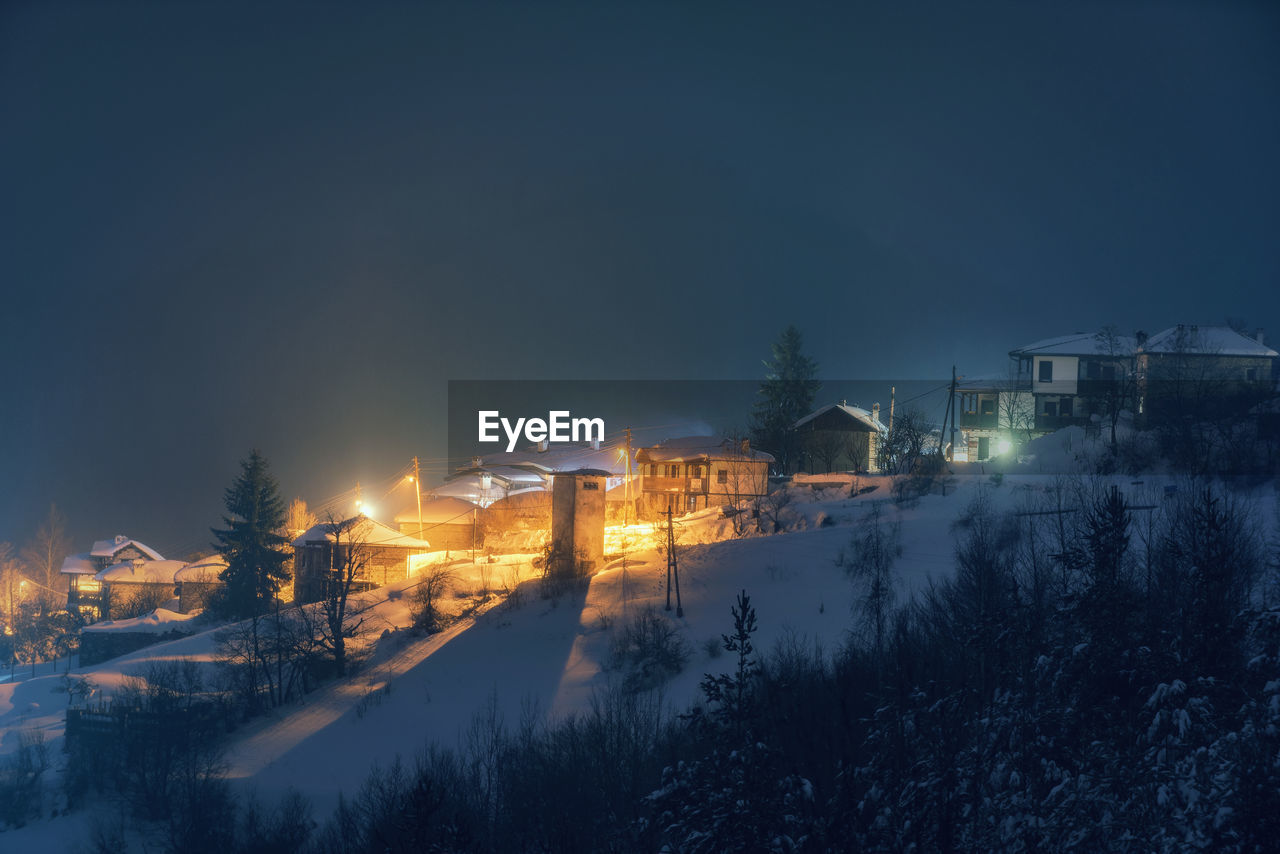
[872,402,881,422]
[590,438,600,450]
[537,439,548,452]
[1135,330,1148,348]
[470,455,482,469]
[1256,328,1266,345]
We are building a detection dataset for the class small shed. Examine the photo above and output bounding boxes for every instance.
[394,496,482,552]
[174,555,228,613]
[793,403,887,473]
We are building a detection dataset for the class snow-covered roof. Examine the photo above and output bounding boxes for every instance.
[82,608,199,635]
[292,516,431,549]
[393,496,479,525]
[793,403,887,434]
[174,554,228,583]
[59,553,97,575]
[637,436,775,464]
[458,465,547,485]
[89,536,164,561]
[1009,332,1137,358]
[1140,325,1277,357]
[472,441,627,475]
[95,559,187,584]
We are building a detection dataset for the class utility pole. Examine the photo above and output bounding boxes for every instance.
[412,456,423,539]
[937,366,958,461]
[665,506,683,617]
[889,385,895,434]
[624,427,633,526]
[949,366,958,462]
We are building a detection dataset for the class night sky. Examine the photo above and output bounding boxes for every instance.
[2,1,1277,554]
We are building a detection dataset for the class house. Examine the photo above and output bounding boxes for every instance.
[956,375,1035,461]
[93,559,186,621]
[635,436,773,518]
[1008,332,1138,434]
[1136,325,1278,421]
[393,495,483,552]
[174,554,227,613]
[793,402,887,473]
[61,535,165,621]
[291,516,432,604]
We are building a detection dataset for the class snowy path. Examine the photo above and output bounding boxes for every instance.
[222,615,477,782]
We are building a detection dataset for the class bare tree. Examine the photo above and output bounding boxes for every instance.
[410,562,459,633]
[1089,324,1137,450]
[21,504,72,604]
[315,514,372,676]
[285,498,317,538]
[997,368,1036,452]
[879,407,930,474]
[837,501,901,661]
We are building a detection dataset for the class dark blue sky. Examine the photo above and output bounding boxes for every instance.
[2,1,1277,553]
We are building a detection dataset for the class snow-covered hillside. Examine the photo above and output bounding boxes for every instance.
[2,472,1276,847]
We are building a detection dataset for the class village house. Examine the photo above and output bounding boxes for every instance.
[635,436,773,518]
[958,332,1136,461]
[92,558,187,621]
[291,516,432,604]
[1136,325,1278,421]
[60,535,165,621]
[793,402,887,473]
[394,495,484,552]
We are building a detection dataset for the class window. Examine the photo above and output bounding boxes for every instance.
[691,465,702,478]
[1059,397,1073,418]
[1038,360,1053,383]
[648,464,657,477]
[962,394,977,415]
[1085,360,1101,380]
[716,469,728,484]
[668,464,680,478]
[980,398,995,415]
[1247,368,1258,382]
[1043,400,1058,417]
[1102,364,1117,381]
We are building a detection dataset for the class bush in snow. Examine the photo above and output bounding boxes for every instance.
[611,603,691,692]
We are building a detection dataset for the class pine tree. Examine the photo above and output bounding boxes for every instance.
[212,450,290,617]
[750,325,820,474]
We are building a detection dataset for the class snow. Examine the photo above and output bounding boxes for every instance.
[94,558,187,584]
[80,608,199,635]
[793,403,887,433]
[58,552,96,575]
[89,536,164,561]
[292,515,432,549]
[392,495,480,525]
[173,554,227,583]
[1142,324,1277,357]
[6,468,1277,846]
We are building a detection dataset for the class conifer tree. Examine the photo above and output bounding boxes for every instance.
[212,450,290,617]
[750,325,820,474]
